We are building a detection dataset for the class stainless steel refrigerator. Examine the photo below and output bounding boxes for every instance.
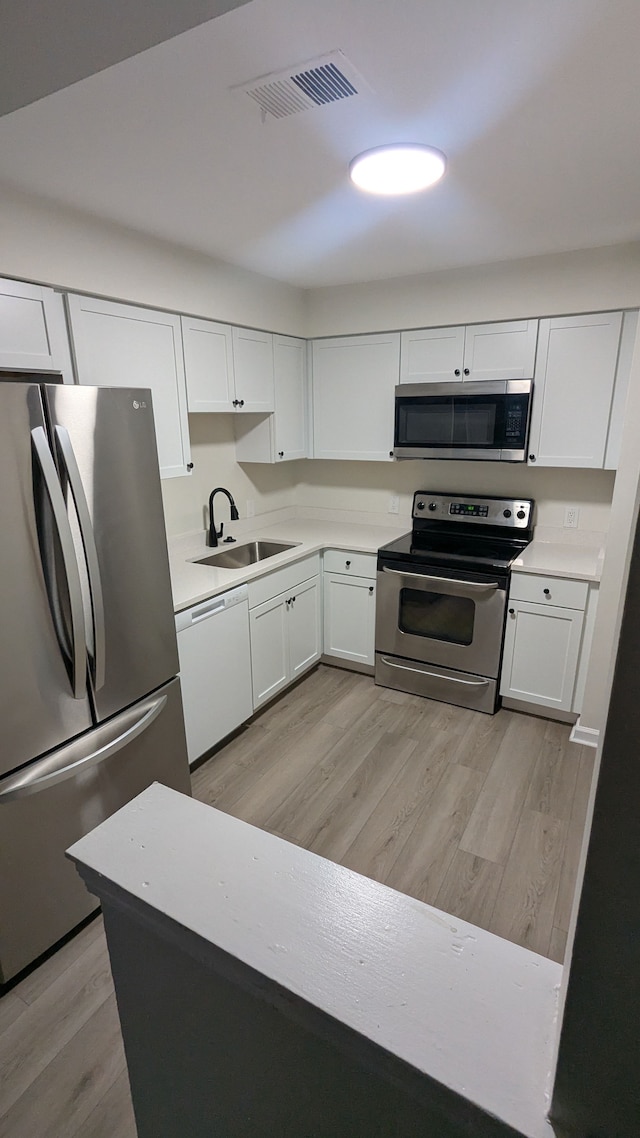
[0,381,191,982]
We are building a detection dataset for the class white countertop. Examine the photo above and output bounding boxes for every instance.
[512,539,604,583]
[169,518,403,613]
[169,516,605,612]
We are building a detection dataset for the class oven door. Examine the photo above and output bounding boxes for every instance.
[375,561,507,678]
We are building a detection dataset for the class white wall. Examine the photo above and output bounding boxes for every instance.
[297,460,614,535]
[305,242,640,337]
[162,415,302,536]
[0,181,306,335]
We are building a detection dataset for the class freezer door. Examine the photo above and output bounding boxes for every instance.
[0,676,190,982]
[44,384,179,723]
[0,383,93,778]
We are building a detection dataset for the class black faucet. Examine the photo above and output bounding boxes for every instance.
[208,487,239,547]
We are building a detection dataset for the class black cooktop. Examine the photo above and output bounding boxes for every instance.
[378,530,529,576]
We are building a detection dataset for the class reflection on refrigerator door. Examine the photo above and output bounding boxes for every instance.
[0,678,190,982]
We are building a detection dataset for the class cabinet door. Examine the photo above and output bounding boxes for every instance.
[500,601,584,712]
[0,277,73,381]
[399,326,464,383]
[324,573,376,667]
[232,327,274,412]
[288,576,321,680]
[528,312,622,468]
[67,295,191,478]
[273,335,307,461]
[312,333,400,460]
[462,319,538,381]
[182,316,235,412]
[250,593,289,709]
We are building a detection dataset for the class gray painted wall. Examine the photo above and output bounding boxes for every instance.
[552,513,640,1135]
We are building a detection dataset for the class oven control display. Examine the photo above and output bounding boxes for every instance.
[449,503,489,517]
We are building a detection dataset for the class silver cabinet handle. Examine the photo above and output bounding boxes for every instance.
[382,566,500,594]
[31,426,87,699]
[0,692,167,802]
[379,657,490,687]
[54,425,106,692]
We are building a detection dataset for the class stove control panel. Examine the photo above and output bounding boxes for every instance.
[412,492,534,529]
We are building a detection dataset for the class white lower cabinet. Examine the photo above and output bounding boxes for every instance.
[500,572,595,716]
[249,557,321,710]
[322,550,377,669]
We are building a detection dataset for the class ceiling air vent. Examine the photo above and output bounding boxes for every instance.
[235,51,367,120]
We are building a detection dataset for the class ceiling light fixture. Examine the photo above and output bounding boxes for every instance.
[349,144,446,196]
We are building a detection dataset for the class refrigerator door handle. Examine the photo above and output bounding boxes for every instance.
[0,692,167,802]
[31,426,87,700]
[54,425,106,691]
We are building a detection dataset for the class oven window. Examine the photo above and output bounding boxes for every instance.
[399,588,475,645]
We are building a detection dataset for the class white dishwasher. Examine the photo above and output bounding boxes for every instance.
[175,585,253,767]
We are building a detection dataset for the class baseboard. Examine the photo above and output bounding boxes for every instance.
[569,719,600,747]
[501,697,577,724]
[321,654,375,676]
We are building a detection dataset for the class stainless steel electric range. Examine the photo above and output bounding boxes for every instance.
[375,491,534,714]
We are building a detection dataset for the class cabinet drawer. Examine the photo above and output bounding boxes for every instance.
[248,553,320,609]
[323,550,377,577]
[509,572,588,610]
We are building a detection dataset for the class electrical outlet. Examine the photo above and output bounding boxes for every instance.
[389,494,399,515]
[246,498,255,518]
[564,505,580,528]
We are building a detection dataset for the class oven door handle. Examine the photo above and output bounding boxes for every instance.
[381,567,501,594]
[379,657,490,687]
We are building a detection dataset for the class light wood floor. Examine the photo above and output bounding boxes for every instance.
[0,665,594,1136]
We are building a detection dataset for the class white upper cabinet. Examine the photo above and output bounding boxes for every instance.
[234,334,307,463]
[182,317,234,412]
[0,277,73,381]
[183,318,274,413]
[400,319,538,383]
[312,333,400,461]
[66,294,191,479]
[231,327,274,412]
[527,312,623,468]
[400,325,465,383]
[604,310,638,470]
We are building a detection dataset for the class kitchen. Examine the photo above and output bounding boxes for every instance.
[1,1,640,1135]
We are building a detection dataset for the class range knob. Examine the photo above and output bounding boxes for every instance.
[503,509,512,518]
[428,502,438,511]
[416,501,425,511]
[517,509,526,520]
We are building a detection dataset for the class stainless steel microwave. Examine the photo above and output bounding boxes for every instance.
[394,379,533,462]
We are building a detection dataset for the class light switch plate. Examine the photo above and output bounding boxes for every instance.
[389,494,400,515]
[246,499,255,518]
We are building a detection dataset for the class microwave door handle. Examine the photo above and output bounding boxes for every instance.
[54,425,106,691]
[382,567,500,594]
[31,426,87,699]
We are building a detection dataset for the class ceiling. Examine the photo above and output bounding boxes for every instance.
[1,0,639,288]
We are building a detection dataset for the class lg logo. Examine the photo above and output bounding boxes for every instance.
[132,400,147,410]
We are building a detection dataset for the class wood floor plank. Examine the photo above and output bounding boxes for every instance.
[320,670,381,729]
[451,708,512,774]
[383,764,486,905]
[0,995,125,1138]
[263,698,409,846]
[0,932,113,1118]
[0,991,28,1035]
[71,1069,136,1138]
[549,926,568,965]
[308,733,418,862]
[340,736,453,884]
[14,914,103,1008]
[214,720,345,827]
[261,664,358,737]
[553,745,596,933]
[524,720,580,820]
[459,714,544,864]
[189,723,272,803]
[490,809,567,958]
[434,849,505,931]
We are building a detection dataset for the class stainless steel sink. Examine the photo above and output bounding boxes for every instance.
[194,540,300,570]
